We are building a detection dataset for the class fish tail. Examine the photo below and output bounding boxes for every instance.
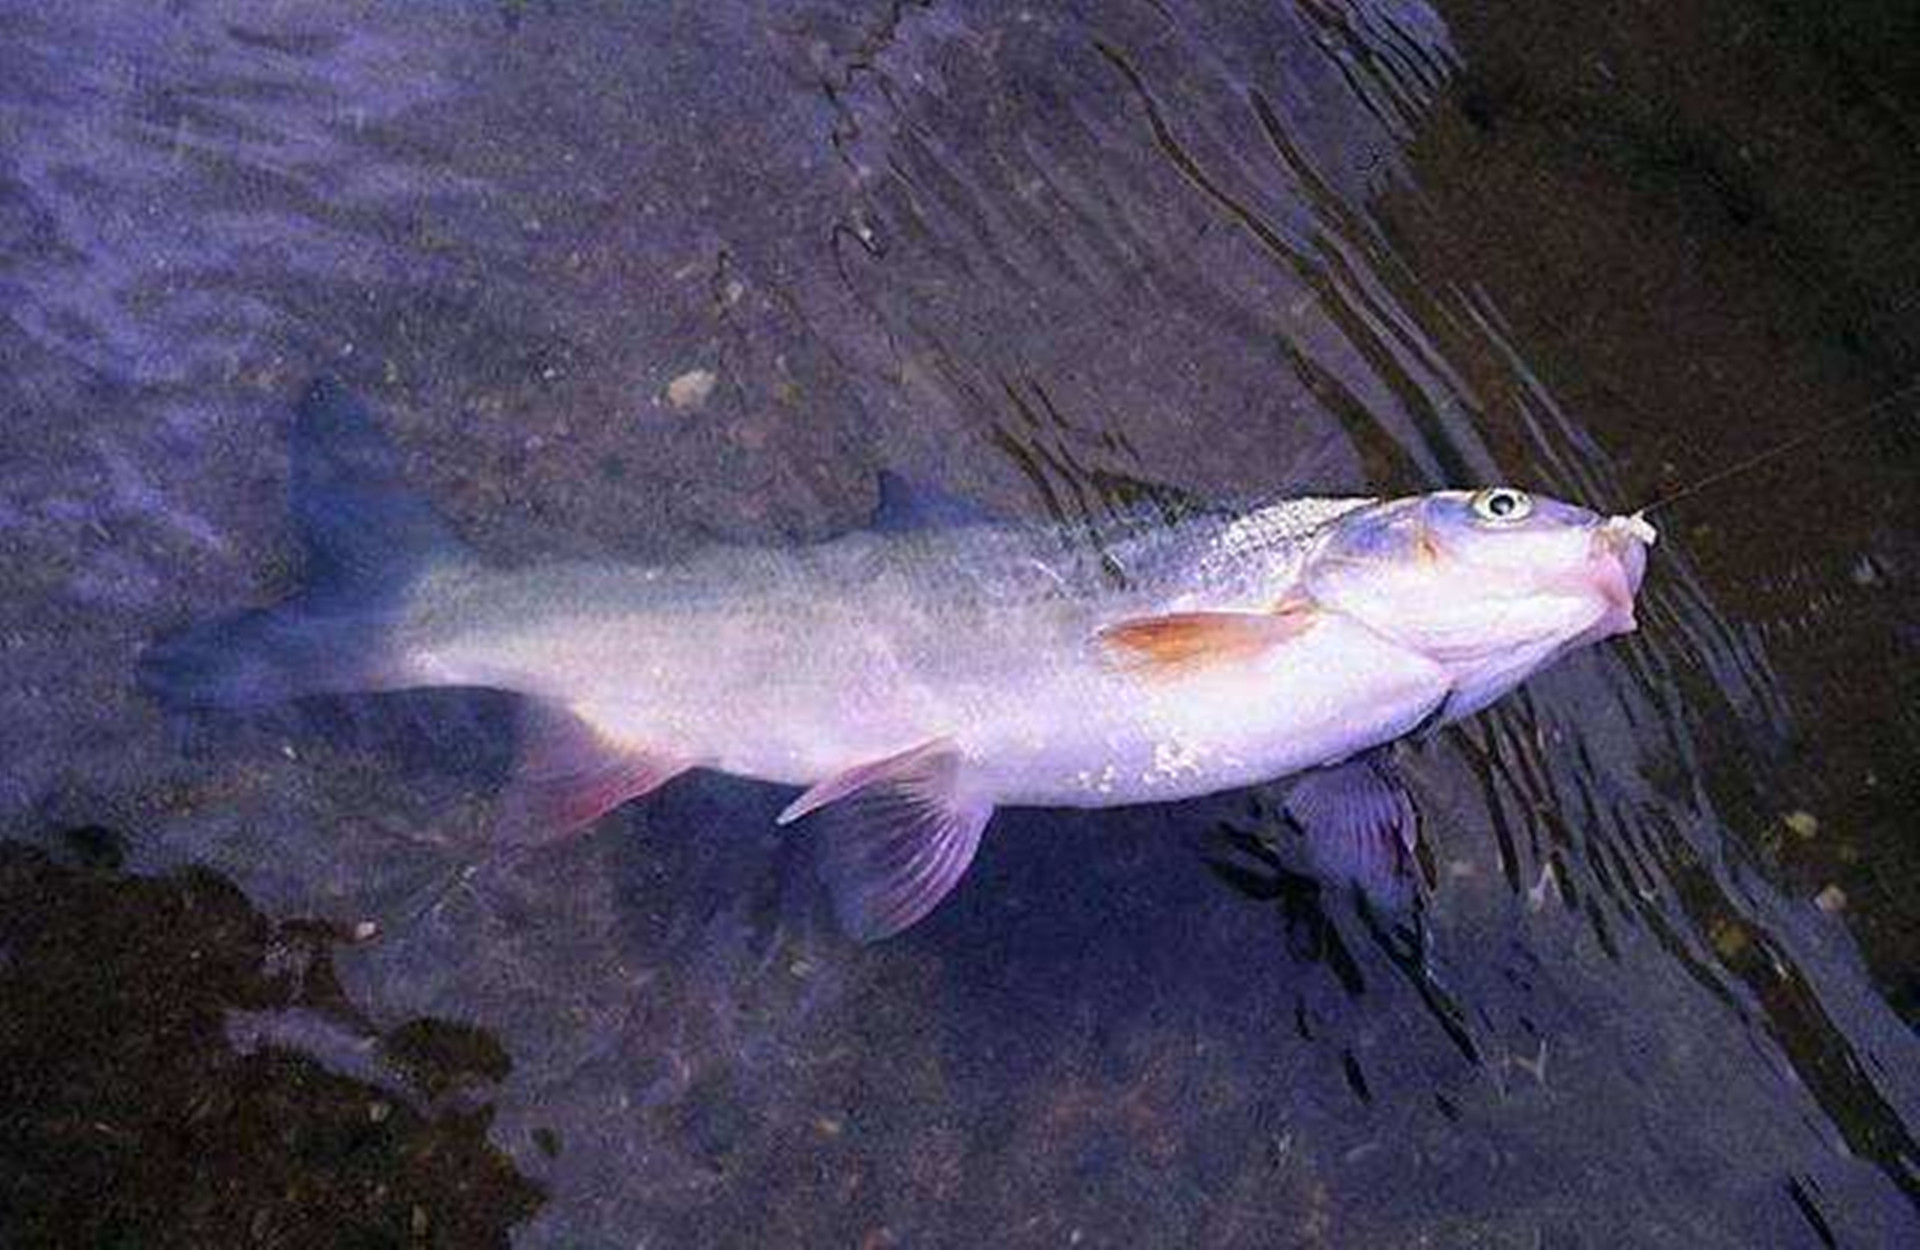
[138,376,471,709]
[137,599,387,708]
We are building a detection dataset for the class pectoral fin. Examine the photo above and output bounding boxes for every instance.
[498,701,689,834]
[778,738,992,942]
[1097,600,1318,677]
[1283,750,1421,909]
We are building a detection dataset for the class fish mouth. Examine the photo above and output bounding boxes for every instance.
[1587,514,1654,627]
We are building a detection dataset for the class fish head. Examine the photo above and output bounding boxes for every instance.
[1303,488,1654,699]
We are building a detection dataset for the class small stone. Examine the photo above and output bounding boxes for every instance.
[666,368,717,410]
[368,1100,391,1124]
[1783,811,1819,840]
[1710,918,1750,959]
[352,919,380,942]
[1814,885,1847,914]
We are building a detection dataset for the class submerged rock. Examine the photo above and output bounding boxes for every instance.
[0,834,545,1248]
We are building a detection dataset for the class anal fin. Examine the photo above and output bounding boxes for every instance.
[498,701,689,835]
[778,738,992,942]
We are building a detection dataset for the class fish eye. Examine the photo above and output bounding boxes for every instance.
[1471,487,1533,524]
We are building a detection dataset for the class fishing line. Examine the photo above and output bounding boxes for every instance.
[1634,375,1920,517]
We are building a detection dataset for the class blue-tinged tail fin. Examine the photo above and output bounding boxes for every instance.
[138,377,471,708]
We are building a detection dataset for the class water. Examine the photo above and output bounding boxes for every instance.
[3,2,1917,1245]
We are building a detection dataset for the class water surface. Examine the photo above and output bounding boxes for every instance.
[3,2,1918,1246]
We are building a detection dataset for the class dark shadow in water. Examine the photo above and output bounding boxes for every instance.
[0,827,543,1249]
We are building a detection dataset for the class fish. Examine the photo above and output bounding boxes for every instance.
[141,379,1656,940]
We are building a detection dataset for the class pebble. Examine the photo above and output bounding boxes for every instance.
[1783,810,1819,839]
[1814,885,1847,914]
[1710,918,1750,958]
[666,368,717,410]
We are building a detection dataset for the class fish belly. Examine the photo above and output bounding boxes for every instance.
[570,606,1447,810]
[964,613,1450,808]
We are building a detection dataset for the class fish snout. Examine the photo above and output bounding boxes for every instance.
[1587,514,1654,624]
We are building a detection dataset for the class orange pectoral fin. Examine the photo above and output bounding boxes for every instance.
[1096,602,1318,678]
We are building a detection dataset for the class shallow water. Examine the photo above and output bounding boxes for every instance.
[3,2,1918,1246]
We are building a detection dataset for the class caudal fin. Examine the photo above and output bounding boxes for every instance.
[138,377,471,709]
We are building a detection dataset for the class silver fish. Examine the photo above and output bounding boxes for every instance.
[144,380,1655,939]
